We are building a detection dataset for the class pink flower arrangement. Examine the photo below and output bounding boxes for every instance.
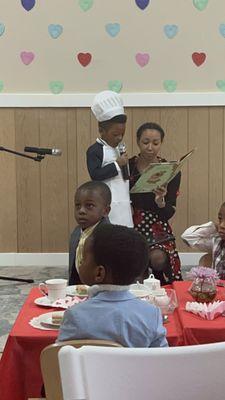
[188,266,219,281]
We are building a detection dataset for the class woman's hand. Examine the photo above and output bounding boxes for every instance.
[153,185,167,208]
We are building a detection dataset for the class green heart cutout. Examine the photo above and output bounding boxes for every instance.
[216,80,225,92]
[163,80,177,92]
[79,0,93,12]
[108,80,122,93]
[49,81,64,94]
[193,0,208,11]
[0,81,4,92]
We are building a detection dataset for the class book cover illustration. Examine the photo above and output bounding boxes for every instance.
[130,148,196,194]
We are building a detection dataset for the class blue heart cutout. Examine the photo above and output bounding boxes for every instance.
[105,23,120,37]
[0,23,5,36]
[164,25,178,39]
[135,0,150,10]
[219,23,225,38]
[48,24,63,39]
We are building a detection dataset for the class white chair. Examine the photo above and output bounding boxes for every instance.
[58,342,225,400]
[40,339,121,400]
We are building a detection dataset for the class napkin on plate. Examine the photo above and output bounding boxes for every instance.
[51,296,87,309]
[185,300,225,320]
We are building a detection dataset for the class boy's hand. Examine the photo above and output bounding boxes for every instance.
[116,153,128,167]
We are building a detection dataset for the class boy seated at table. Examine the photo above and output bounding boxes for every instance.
[68,180,111,285]
[181,201,225,279]
[58,224,168,347]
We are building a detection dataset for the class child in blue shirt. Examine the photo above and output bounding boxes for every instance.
[59,224,168,347]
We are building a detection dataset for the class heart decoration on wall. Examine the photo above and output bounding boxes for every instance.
[164,25,178,39]
[135,0,150,10]
[79,0,93,12]
[21,0,36,11]
[0,23,5,36]
[77,52,92,67]
[105,23,120,37]
[135,53,150,67]
[192,52,206,66]
[219,24,225,38]
[48,24,63,39]
[108,80,122,92]
[193,0,208,11]
[49,81,64,94]
[163,80,177,92]
[20,51,35,65]
[216,80,225,92]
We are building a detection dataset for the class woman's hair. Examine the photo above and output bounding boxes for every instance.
[98,114,127,132]
[90,224,149,285]
[76,181,111,206]
[136,122,165,142]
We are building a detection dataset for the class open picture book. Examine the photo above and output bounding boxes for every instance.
[130,148,196,194]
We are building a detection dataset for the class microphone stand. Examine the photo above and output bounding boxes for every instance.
[0,146,44,162]
[0,146,46,283]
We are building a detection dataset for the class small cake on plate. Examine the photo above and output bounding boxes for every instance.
[76,285,88,296]
[51,311,64,326]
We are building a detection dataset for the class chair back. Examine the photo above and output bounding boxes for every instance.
[40,339,121,400]
[59,341,225,400]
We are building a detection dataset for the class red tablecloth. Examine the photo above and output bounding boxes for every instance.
[0,288,58,400]
[172,281,225,345]
[0,286,183,400]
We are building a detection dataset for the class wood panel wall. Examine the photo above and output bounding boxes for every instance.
[0,106,224,253]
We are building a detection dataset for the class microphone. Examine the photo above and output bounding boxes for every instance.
[24,146,62,156]
[118,143,130,180]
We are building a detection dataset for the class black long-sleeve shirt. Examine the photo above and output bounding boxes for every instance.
[86,141,118,181]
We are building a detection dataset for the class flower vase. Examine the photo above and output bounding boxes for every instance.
[189,276,217,303]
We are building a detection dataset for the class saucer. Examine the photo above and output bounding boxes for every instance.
[29,311,65,330]
[66,285,89,297]
[34,297,53,307]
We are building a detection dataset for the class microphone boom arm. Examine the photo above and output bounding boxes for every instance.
[0,146,44,162]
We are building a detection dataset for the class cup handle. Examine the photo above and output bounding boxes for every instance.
[39,283,48,296]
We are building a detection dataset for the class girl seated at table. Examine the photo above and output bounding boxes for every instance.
[181,201,225,279]
[58,224,168,348]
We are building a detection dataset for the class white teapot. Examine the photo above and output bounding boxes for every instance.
[144,274,161,291]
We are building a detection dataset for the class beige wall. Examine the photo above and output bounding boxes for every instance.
[0,106,224,253]
[0,1,225,94]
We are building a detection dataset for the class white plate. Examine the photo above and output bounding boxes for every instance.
[130,289,150,298]
[34,296,53,307]
[129,283,150,298]
[66,285,89,297]
[29,311,65,330]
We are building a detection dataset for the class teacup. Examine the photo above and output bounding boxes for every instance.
[39,279,67,302]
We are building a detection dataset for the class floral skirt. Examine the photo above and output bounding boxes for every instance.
[133,209,182,283]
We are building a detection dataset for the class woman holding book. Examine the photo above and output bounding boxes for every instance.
[129,122,182,285]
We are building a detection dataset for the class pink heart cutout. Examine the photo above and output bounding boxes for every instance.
[20,51,35,65]
[135,53,150,67]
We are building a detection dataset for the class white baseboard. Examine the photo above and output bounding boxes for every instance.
[0,253,69,267]
[0,252,204,267]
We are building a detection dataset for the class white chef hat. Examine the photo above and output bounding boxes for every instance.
[91,90,125,122]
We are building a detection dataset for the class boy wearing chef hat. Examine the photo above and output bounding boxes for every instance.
[87,90,133,227]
